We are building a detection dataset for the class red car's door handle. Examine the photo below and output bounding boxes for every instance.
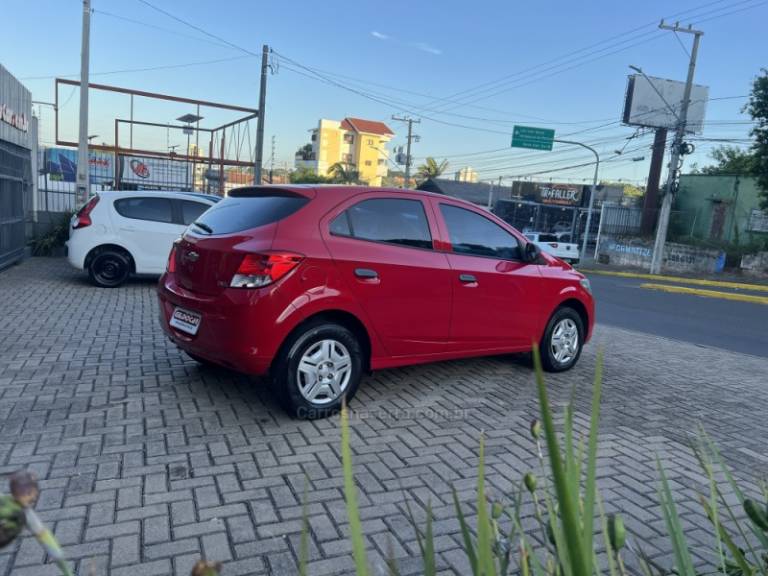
[354,268,378,279]
[459,273,477,284]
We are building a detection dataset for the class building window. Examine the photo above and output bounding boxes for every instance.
[343,133,354,144]
[367,139,374,145]
[365,160,372,166]
[377,159,385,166]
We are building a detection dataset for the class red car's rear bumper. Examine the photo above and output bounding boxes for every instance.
[157,273,289,375]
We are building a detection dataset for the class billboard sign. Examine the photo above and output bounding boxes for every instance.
[43,147,114,184]
[119,155,191,190]
[622,74,709,133]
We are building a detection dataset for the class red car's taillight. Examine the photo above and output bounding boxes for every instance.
[73,195,100,229]
[230,252,303,288]
[167,244,178,273]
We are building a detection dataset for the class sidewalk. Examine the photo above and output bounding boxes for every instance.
[575,256,768,288]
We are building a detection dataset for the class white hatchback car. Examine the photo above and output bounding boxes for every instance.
[67,190,220,287]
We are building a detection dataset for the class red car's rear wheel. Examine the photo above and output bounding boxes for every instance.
[273,321,363,419]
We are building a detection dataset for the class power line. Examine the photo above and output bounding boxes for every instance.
[20,55,253,81]
[134,0,262,58]
[93,8,235,50]
[420,0,762,114]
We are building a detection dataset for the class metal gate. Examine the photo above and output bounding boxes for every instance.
[0,140,31,270]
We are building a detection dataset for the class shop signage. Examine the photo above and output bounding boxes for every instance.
[1,103,28,132]
[537,184,582,206]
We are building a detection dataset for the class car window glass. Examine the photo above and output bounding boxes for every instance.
[192,193,309,234]
[332,198,432,250]
[181,200,211,225]
[114,197,173,223]
[329,211,351,236]
[539,234,558,242]
[440,204,521,260]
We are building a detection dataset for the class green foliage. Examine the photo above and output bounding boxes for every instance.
[415,157,449,181]
[698,146,757,176]
[290,167,333,184]
[0,495,24,549]
[746,69,768,209]
[29,212,73,257]
[329,162,362,184]
[323,351,768,576]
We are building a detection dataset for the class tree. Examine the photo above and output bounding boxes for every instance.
[295,144,314,161]
[289,167,331,184]
[415,157,449,181]
[697,145,757,175]
[329,162,361,184]
[746,69,768,208]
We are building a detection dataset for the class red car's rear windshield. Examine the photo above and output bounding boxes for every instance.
[190,189,309,235]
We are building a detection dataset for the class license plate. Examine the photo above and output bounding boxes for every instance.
[169,307,202,335]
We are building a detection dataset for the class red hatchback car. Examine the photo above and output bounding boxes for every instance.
[158,186,594,418]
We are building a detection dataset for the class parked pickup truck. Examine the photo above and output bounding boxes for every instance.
[524,232,580,264]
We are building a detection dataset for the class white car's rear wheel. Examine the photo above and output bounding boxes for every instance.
[89,249,131,288]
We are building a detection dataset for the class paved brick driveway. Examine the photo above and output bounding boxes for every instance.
[1,258,767,575]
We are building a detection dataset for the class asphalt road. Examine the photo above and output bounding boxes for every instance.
[587,273,768,357]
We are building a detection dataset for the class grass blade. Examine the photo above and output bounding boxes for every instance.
[452,488,479,576]
[700,495,755,576]
[299,476,309,576]
[475,435,497,576]
[424,501,436,576]
[532,345,589,576]
[582,350,604,576]
[341,403,369,576]
[657,460,696,576]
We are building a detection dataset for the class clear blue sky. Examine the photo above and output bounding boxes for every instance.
[2,0,766,185]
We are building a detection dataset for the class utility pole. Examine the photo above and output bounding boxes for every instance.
[641,128,668,235]
[76,0,91,205]
[650,22,703,274]
[392,115,420,188]
[269,134,275,184]
[254,45,269,186]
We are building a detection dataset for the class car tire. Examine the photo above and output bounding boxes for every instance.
[88,249,131,288]
[273,321,363,419]
[539,307,584,373]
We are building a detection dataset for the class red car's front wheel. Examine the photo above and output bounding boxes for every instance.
[539,307,584,372]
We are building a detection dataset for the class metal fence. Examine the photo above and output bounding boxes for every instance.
[493,199,600,246]
[0,140,31,269]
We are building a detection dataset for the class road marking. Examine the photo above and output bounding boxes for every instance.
[640,283,768,305]
[582,269,768,292]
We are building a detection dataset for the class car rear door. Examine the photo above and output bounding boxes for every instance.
[111,196,180,273]
[432,200,542,350]
[322,194,452,357]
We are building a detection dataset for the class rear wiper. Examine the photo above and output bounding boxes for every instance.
[192,221,213,234]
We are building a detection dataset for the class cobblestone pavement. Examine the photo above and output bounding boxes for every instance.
[1,258,767,575]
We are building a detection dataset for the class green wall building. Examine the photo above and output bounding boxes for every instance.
[674,174,768,245]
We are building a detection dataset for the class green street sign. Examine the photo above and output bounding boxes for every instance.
[511,125,555,151]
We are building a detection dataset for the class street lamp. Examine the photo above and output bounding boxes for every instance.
[177,113,204,191]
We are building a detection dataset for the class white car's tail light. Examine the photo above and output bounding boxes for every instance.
[73,195,100,229]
